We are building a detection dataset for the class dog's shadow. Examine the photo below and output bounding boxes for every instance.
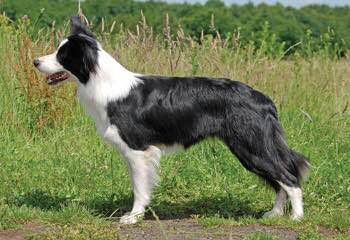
[11,189,71,211]
[11,189,261,220]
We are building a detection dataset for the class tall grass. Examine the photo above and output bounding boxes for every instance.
[0,13,349,238]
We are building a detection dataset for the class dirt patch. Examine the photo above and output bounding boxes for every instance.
[0,223,46,240]
[0,220,345,240]
[117,219,298,240]
[317,226,345,239]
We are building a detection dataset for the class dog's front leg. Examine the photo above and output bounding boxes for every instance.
[120,146,161,224]
[103,126,161,224]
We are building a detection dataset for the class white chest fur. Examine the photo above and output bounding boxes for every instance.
[77,85,110,136]
[76,49,140,146]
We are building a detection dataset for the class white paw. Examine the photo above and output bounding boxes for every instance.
[263,209,283,218]
[291,212,303,221]
[120,212,144,224]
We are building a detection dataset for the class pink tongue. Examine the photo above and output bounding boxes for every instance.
[47,72,63,80]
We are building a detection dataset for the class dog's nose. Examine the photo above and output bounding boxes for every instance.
[33,59,40,67]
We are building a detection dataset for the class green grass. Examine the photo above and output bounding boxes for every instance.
[0,14,349,239]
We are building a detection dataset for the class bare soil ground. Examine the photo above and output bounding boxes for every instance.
[0,219,343,240]
[117,219,298,240]
[0,223,47,240]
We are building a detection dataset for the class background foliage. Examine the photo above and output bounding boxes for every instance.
[2,0,349,57]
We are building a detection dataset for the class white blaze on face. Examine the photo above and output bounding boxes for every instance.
[36,39,68,74]
[36,53,63,74]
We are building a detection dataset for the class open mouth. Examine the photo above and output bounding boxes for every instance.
[46,71,70,85]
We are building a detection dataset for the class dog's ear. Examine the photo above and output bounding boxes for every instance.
[70,16,95,38]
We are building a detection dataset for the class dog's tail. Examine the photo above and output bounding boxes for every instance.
[289,149,310,182]
[270,116,310,185]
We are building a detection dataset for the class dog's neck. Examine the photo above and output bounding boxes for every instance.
[77,49,140,107]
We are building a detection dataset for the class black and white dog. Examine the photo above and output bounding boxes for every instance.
[34,16,309,224]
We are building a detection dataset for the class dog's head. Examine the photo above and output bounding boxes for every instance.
[34,16,99,85]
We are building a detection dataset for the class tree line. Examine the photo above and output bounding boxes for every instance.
[2,0,349,56]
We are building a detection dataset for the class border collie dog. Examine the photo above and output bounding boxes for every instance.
[34,16,309,224]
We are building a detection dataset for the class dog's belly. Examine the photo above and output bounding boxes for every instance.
[103,125,183,158]
[154,144,184,155]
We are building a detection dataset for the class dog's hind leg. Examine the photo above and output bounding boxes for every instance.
[223,119,308,221]
[223,112,309,220]
[120,146,161,224]
[278,182,304,220]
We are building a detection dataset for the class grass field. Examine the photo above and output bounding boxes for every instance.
[0,15,350,239]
